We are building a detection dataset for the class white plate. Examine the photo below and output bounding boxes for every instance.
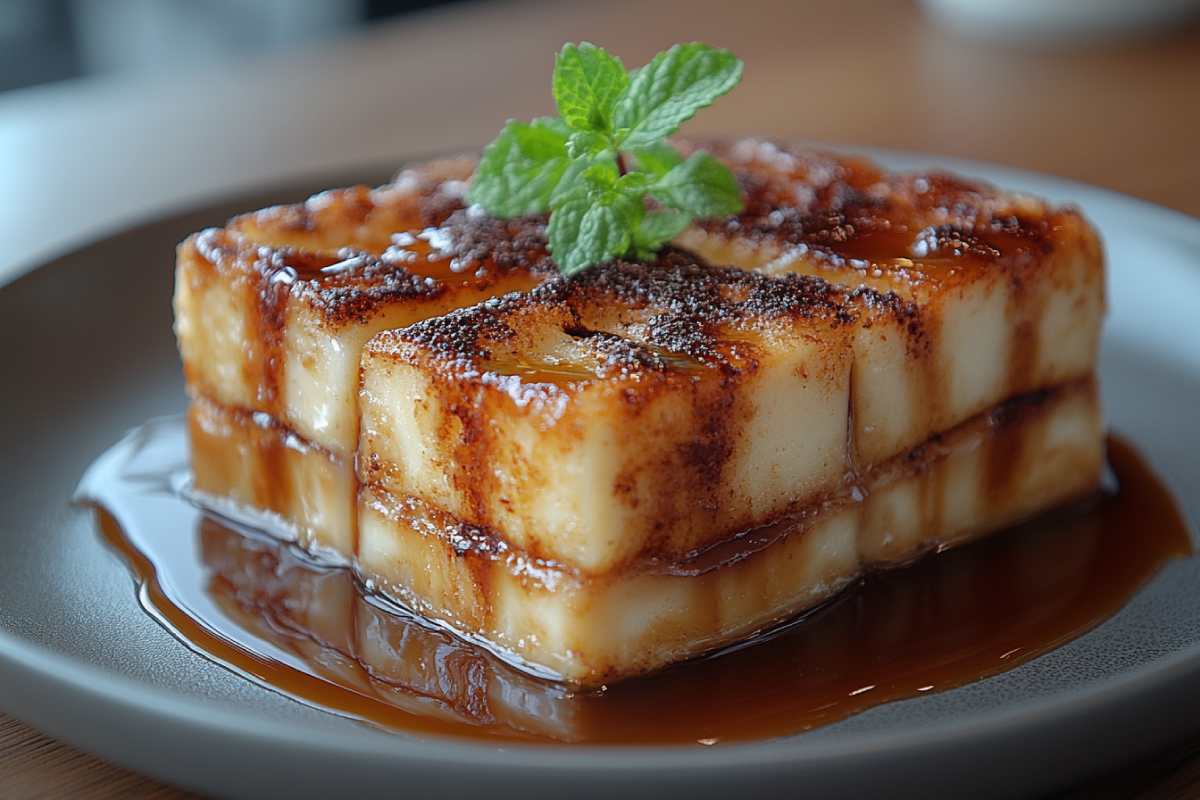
[1,154,1198,800]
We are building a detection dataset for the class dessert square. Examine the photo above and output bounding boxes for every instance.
[175,140,1107,685]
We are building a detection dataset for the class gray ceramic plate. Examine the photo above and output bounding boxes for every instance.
[1,153,1199,800]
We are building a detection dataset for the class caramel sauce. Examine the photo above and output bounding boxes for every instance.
[816,225,1041,283]
[84,426,1191,745]
[714,140,1059,283]
[266,229,490,287]
[383,230,487,285]
[481,342,712,387]
[481,361,598,385]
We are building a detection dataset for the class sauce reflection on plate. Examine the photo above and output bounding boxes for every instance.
[81,420,1192,744]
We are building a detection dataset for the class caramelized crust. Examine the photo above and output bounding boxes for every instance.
[687,139,1065,264]
[389,250,859,365]
[228,153,477,253]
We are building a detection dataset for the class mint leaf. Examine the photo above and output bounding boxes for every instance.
[632,142,684,179]
[614,170,652,194]
[581,162,618,192]
[633,209,692,256]
[651,151,744,216]
[615,44,743,151]
[465,117,569,216]
[566,130,608,160]
[553,43,629,135]
[548,185,644,274]
[550,156,593,206]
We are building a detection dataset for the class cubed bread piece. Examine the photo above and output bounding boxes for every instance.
[174,159,555,458]
[188,396,356,557]
[358,254,858,574]
[858,376,1104,563]
[357,378,1103,686]
[675,139,1105,468]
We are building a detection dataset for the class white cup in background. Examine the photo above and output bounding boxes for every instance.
[919,0,1200,46]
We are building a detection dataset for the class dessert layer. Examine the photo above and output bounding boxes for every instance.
[174,156,553,459]
[200,516,579,740]
[188,377,1102,686]
[358,486,861,685]
[359,255,861,574]
[175,140,1104,474]
[358,378,1102,685]
[858,377,1103,564]
[188,396,355,557]
[674,139,1105,467]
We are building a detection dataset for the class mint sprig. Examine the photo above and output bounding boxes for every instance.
[466,42,745,276]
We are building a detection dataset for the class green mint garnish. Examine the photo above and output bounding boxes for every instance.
[614,42,744,151]
[466,42,745,276]
[553,43,629,135]
[465,117,571,217]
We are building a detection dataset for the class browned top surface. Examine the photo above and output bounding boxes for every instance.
[187,195,557,328]
[211,135,1077,306]
[184,130,1092,343]
[693,138,1074,286]
[369,248,864,378]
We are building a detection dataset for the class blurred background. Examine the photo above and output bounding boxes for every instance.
[3,0,1199,91]
[0,0,467,92]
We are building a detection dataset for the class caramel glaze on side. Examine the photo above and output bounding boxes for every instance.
[94,434,1193,744]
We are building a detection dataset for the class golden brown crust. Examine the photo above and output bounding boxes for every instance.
[175,179,557,425]
[377,248,865,376]
[194,206,557,327]
[688,138,1070,282]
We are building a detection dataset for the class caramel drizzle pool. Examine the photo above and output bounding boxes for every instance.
[84,424,1191,745]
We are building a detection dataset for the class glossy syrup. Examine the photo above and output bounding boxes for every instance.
[268,228,489,287]
[79,420,1192,745]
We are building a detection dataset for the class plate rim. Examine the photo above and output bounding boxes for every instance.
[3,145,1200,795]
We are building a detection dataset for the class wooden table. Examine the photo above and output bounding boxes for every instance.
[1,0,1198,796]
